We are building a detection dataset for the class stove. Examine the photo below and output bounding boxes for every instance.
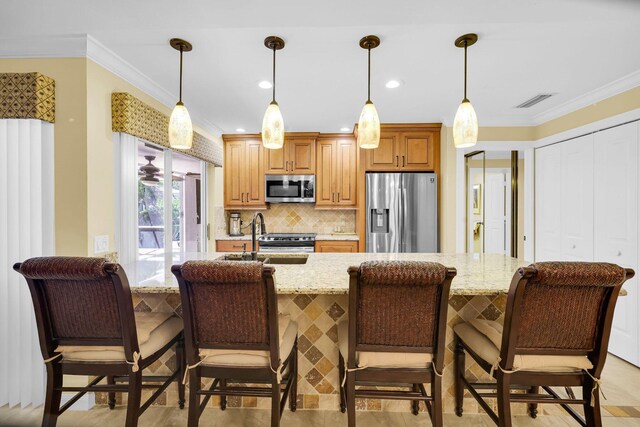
[257,233,316,253]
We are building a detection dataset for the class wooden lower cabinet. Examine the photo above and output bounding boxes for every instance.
[315,240,358,253]
[216,240,256,252]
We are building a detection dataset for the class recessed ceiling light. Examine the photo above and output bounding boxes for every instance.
[258,80,272,89]
[385,80,401,89]
[236,128,246,133]
[340,127,351,132]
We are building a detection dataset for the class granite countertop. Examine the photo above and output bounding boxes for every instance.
[122,252,530,296]
[216,234,359,241]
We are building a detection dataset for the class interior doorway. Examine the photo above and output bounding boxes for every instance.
[465,150,522,257]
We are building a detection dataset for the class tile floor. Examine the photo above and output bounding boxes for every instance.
[1,355,639,427]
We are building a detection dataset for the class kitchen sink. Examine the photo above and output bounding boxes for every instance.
[218,254,308,265]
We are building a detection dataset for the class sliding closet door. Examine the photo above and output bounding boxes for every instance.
[595,122,639,365]
[535,143,563,261]
[560,135,594,261]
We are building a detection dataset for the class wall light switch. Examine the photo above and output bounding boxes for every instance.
[94,235,109,254]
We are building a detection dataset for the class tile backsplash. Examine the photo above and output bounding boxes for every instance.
[218,204,356,236]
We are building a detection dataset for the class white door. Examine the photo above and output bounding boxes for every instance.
[485,172,506,254]
[184,175,201,252]
[560,135,594,261]
[595,122,639,366]
[535,143,563,261]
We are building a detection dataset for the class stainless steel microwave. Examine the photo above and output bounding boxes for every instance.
[265,175,315,203]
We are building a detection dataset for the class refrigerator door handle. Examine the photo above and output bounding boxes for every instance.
[399,175,406,252]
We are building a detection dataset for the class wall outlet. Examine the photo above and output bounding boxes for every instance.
[94,235,109,254]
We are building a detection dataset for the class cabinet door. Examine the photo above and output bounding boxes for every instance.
[399,131,435,171]
[244,139,266,207]
[315,240,358,252]
[365,133,399,171]
[335,138,357,206]
[289,138,316,174]
[316,139,336,207]
[224,140,245,207]
[535,143,563,261]
[594,122,639,365]
[560,135,594,261]
[265,143,287,174]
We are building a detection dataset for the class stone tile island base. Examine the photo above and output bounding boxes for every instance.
[96,292,530,415]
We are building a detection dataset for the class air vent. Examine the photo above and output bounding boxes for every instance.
[515,94,554,108]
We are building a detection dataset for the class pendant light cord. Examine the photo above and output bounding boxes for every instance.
[463,41,468,101]
[272,46,276,103]
[367,46,371,102]
[179,46,184,103]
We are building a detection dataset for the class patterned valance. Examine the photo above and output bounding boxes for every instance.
[0,73,55,123]
[111,92,222,166]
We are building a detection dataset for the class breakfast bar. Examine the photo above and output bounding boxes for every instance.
[114,252,530,414]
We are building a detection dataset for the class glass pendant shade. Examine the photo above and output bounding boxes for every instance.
[453,100,478,148]
[169,102,193,149]
[261,101,285,149]
[357,101,380,149]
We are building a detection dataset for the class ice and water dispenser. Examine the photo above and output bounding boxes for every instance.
[370,208,389,233]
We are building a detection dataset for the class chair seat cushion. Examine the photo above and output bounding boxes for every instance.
[454,320,593,373]
[337,320,432,368]
[199,315,298,367]
[58,315,183,362]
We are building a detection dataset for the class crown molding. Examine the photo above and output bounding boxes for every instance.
[0,34,223,138]
[532,69,640,125]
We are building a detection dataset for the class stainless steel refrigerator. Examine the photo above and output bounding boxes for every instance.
[366,173,438,253]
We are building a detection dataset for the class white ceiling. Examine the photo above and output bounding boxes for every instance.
[1,0,639,134]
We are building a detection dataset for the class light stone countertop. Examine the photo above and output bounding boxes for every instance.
[215,234,251,240]
[122,252,530,296]
[315,234,359,241]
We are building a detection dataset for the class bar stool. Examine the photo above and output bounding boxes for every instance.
[338,261,457,427]
[13,256,185,427]
[454,261,634,427]
[172,260,298,427]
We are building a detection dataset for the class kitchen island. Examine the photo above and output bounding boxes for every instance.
[113,252,528,414]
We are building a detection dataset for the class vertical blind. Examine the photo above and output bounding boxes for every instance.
[0,119,54,407]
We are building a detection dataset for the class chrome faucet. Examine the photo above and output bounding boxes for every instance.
[251,212,266,261]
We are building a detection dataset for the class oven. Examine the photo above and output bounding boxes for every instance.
[265,175,315,203]
[258,233,316,253]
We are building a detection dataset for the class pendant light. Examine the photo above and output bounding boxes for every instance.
[168,38,194,150]
[453,33,479,148]
[357,35,381,149]
[262,36,286,150]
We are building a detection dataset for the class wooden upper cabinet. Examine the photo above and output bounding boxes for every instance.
[364,126,439,172]
[335,139,357,206]
[365,133,399,171]
[265,136,316,174]
[399,131,435,171]
[316,137,357,208]
[223,137,266,209]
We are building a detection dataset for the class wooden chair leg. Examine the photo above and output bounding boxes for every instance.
[338,354,346,413]
[412,384,420,415]
[107,376,116,409]
[583,379,602,427]
[220,379,227,410]
[187,370,201,427]
[125,370,142,427]
[454,338,465,417]
[42,362,63,427]
[289,339,298,412]
[346,372,356,427]
[177,339,186,409]
[271,373,280,427]
[496,372,512,427]
[527,386,539,419]
[431,375,443,427]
